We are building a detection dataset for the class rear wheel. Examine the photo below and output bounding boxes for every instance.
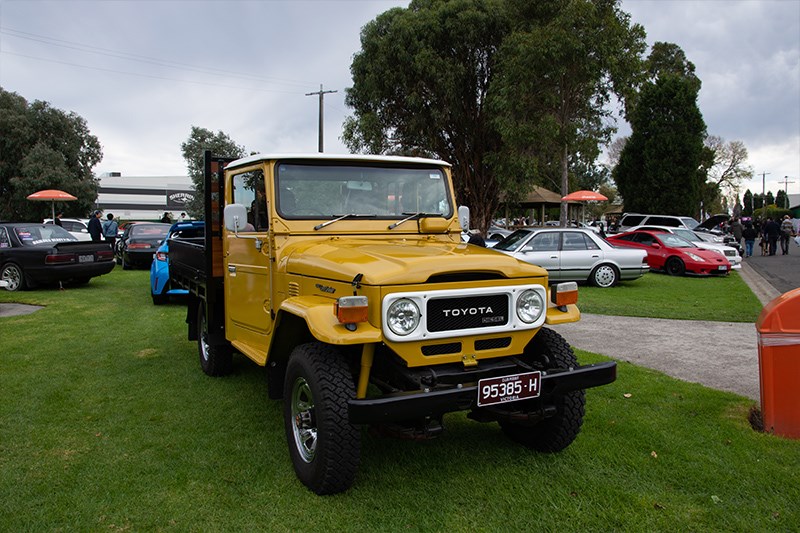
[665,257,685,276]
[283,342,360,495]
[500,328,585,452]
[590,264,619,288]
[197,303,232,376]
[1,263,26,292]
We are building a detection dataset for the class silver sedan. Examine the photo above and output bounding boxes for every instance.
[494,228,649,288]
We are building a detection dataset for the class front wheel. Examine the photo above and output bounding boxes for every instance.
[197,303,232,376]
[500,328,585,452]
[590,264,619,288]
[283,342,361,495]
[665,257,685,276]
[1,263,26,291]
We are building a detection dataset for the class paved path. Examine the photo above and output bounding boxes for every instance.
[552,254,799,401]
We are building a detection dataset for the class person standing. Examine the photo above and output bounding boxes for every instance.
[729,217,743,249]
[54,212,64,227]
[763,216,781,256]
[88,210,103,242]
[742,222,758,258]
[780,215,794,255]
[102,213,118,249]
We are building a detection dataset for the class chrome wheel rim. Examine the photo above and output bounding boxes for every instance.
[290,377,317,463]
[2,266,20,291]
[594,265,616,288]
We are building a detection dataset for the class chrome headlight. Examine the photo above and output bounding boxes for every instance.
[516,289,544,324]
[386,298,421,336]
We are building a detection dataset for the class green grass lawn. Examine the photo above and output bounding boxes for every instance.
[1,268,797,531]
[578,270,763,322]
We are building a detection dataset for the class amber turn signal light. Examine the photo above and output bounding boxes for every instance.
[551,282,578,307]
[334,295,369,324]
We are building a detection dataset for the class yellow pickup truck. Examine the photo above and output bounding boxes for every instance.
[169,151,616,494]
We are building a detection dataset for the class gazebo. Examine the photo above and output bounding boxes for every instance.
[499,186,577,226]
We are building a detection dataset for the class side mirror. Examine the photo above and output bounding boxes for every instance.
[224,204,248,232]
[651,242,661,249]
[458,205,470,231]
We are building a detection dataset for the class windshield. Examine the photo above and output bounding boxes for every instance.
[275,162,452,220]
[681,217,699,229]
[672,228,698,241]
[659,233,695,248]
[14,224,76,246]
[493,229,534,251]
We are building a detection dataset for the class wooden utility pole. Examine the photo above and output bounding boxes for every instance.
[778,176,795,208]
[760,171,770,195]
[305,84,337,153]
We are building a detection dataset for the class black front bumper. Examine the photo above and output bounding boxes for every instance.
[348,361,616,424]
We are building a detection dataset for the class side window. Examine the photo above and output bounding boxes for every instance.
[232,170,267,231]
[0,227,9,248]
[648,216,677,227]
[561,232,588,251]
[530,232,559,251]
[634,233,656,246]
[622,215,645,226]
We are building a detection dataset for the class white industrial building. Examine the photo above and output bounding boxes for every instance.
[95,172,195,221]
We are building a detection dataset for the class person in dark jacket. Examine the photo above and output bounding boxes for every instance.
[763,217,781,256]
[742,222,758,258]
[87,210,103,242]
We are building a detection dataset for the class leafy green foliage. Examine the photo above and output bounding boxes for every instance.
[1,268,797,530]
[180,126,248,218]
[614,75,707,216]
[0,88,102,221]
[345,0,645,233]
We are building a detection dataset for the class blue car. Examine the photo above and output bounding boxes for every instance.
[150,220,204,305]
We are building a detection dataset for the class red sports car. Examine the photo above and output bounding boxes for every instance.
[607,230,731,276]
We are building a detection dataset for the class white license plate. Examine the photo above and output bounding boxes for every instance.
[718,265,727,270]
[78,254,94,263]
[477,371,541,407]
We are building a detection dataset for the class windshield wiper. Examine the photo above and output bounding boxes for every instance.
[314,213,376,231]
[388,212,441,230]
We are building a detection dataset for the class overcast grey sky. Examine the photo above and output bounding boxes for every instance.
[1,0,798,199]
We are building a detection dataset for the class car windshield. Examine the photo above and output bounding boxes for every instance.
[681,217,699,229]
[14,224,77,246]
[659,233,695,248]
[131,224,170,238]
[275,162,452,219]
[671,228,698,241]
[493,229,533,251]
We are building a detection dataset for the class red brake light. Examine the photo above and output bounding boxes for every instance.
[128,243,151,249]
[156,251,168,262]
[45,254,76,264]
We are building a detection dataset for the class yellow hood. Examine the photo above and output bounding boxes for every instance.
[283,238,547,285]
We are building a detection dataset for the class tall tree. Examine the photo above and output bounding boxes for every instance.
[343,0,646,233]
[343,0,509,233]
[491,0,646,225]
[704,135,754,196]
[0,88,102,221]
[614,75,707,216]
[180,126,248,218]
[742,189,753,216]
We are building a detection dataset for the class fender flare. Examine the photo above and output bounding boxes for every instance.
[279,295,382,345]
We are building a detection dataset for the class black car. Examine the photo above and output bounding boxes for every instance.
[0,223,115,291]
[117,222,171,269]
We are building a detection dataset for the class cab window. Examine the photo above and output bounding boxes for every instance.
[232,170,267,231]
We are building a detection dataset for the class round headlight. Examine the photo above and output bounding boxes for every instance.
[516,289,544,324]
[387,298,421,336]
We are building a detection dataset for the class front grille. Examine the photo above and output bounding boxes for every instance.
[422,342,462,356]
[475,337,512,351]
[426,294,508,332]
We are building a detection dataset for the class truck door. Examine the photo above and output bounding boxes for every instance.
[224,168,273,362]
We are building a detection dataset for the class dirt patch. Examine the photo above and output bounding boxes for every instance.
[0,303,44,317]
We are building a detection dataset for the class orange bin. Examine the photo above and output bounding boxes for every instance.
[756,287,800,439]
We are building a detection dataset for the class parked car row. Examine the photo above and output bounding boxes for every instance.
[0,223,115,291]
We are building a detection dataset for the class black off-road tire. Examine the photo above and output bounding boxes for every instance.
[197,303,232,376]
[665,257,685,276]
[590,263,619,288]
[283,342,361,495]
[1,263,26,291]
[500,327,585,452]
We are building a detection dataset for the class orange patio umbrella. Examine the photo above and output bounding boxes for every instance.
[26,189,78,222]
[561,190,608,223]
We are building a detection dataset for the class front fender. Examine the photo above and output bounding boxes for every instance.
[279,295,383,345]
[544,304,580,325]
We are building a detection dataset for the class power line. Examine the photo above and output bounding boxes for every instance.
[2,50,301,94]
[0,26,320,90]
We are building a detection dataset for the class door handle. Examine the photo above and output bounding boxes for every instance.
[228,265,236,273]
